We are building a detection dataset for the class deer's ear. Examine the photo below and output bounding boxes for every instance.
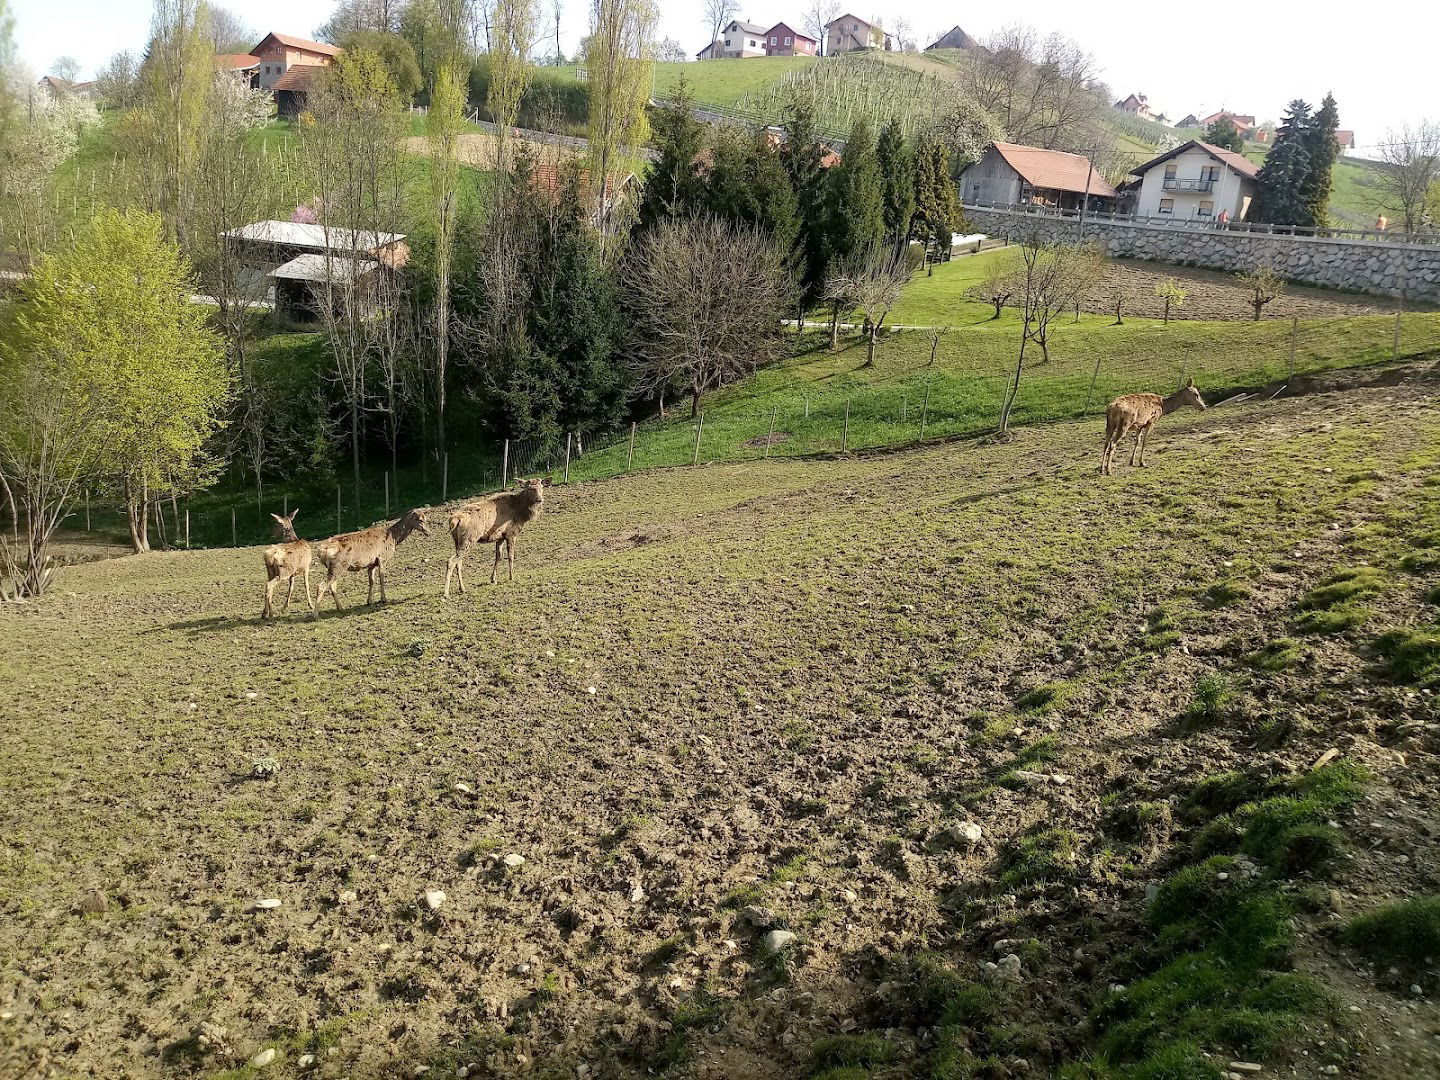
[270,513,284,524]
[1186,376,1196,388]
[291,507,300,519]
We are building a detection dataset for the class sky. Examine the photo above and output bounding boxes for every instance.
[9,0,1435,155]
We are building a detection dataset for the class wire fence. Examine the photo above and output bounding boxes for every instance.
[38,307,1440,553]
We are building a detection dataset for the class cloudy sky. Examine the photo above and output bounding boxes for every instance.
[10,0,1432,153]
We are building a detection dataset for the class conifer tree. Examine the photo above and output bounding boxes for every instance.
[781,94,831,299]
[1253,99,1313,225]
[877,120,914,259]
[911,132,962,267]
[635,82,707,228]
[1202,116,1244,153]
[1301,92,1341,227]
[830,115,884,263]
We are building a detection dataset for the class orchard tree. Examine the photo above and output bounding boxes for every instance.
[1375,122,1440,233]
[1237,264,1284,320]
[1155,278,1187,323]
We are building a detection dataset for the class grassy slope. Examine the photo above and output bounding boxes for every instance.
[556,56,816,108]
[4,380,1440,1077]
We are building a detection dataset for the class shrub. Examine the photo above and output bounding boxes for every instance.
[1343,895,1440,969]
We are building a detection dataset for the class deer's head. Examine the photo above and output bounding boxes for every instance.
[1177,377,1207,411]
[271,508,300,541]
[516,477,548,508]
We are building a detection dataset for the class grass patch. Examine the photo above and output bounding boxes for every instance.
[1298,567,1386,610]
[1016,681,1074,713]
[1294,603,1369,635]
[1375,627,1440,688]
[999,827,1079,889]
[1180,674,1239,731]
[1246,637,1303,671]
[1203,581,1252,609]
[811,1032,898,1070]
[1343,895,1440,971]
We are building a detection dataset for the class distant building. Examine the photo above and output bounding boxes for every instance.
[1114,93,1153,120]
[1336,130,1356,155]
[250,32,341,90]
[1177,114,1201,129]
[763,22,817,56]
[271,63,326,117]
[213,53,261,84]
[925,26,980,51]
[825,14,886,54]
[959,142,1118,211]
[708,20,769,58]
[37,75,95,99]
[1129,140,1259,221]
[1200,110,1256,137]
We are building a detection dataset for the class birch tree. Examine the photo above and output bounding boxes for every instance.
[585,0,657,237]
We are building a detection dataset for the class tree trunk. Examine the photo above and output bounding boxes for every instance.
[829,301,840,351]
[690,381,702,419]
[350,398,361,516]
[999,332,1030,435]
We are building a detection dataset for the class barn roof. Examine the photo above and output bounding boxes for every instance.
[990,142,1118,198]
[252,32,343,57]
[268,254,380,284]
[272,64,325,91]
[214,53,261,70]
[223,220,405,252]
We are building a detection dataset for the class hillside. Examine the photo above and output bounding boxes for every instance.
[5,373,1440,1077]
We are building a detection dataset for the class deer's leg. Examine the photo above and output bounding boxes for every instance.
[281,575,295,614]
[491,541,502,584]
[329,573,343,610]
[304,566,316,615]
[457,550,466,594]
[378,560,388,604]
[444,556,455,599]
[507,537,516,582]
[263,576,277,619]
[1138,426,1152,467]
[366,565,375,605]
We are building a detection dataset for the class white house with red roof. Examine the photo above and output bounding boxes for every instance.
[1129,140,1260,221]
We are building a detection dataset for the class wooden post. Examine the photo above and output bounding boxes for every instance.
[1393,295,1403,360]
[564,432,572,482]
[1288,317,1298,381]
[283,494,288,516]
[764,407,777,459]
[336,485,341,533]
[443,454,450,501]
[185,508,190,549]
[804,397,809,419]
[501,440,509,488]
[384,471,390,518]
[231,506,237,547]
[85,489,90,532]
[626,422,637,470]
[842,401,850,452]
[902,388,908,424]
[920,379,932,440]
[692,413,704,465]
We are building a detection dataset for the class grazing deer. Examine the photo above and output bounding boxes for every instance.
[315,508,430,610]
[444,478,548,597]
[1101,377,1207,475]
[261,508,315,619]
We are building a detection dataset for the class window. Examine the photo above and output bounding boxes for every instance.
[1198,200,1214,217]
[1164,164,1177,179]
[1202,166,1220,182]
[784,36,792,44]
[725,38,731,46]
[770,36,777,44]
[1159,198,1175,214]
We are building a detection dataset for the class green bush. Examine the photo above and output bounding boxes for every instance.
[1343,895,1440,969]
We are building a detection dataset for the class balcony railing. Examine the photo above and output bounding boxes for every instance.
[1162,177,1216,192]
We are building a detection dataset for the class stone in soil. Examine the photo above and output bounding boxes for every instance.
[761,930,796,953]
[424,890,446,911]
[250,1047,277,1068]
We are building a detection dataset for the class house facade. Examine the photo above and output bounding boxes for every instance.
[763,23,816,56]
[251,32,341,89]
[1337,130,1356,156]
[825,14,883,53]
[1130,140,1259,221]
[712,20,768,58]
[925,25,979,51]
[1114,93,1152,120]
[959,142,1117,211]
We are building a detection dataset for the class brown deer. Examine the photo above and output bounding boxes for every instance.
[444,478,548,597]
[1101,377,1207,475]
[261,509,315,619]
[315,508,430,610]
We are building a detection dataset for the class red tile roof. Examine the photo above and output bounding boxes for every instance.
[272,64,325,91]
[214,53,260,70]
[991,142,1118,198]
[1336,130,1355,147]
[253,32,342,58]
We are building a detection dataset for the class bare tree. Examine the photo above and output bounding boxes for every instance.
[998,234,1101,432]
[802,0,839,55]
[703,0,737,52]
[972,254,1020,319]
[1374,122,1440,234]
[825,250,911,365]
[624,215,793,417]
[960,25,1105,151]
[1236,264,1284,321]
[95,51,141,108]
[51,55,80,81]
[202,3,253,52]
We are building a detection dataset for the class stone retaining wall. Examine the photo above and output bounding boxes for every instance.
[962,206,1440,303]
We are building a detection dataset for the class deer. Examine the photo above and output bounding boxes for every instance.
[1101,377,1207,475]
[444,477,548,598]
[314,508,430,610]
[261,508,316,619]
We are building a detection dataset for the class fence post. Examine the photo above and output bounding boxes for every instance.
[764,407,776,459]
[384,471,390,518]
[501,440,509,488]
[443,453,450,501]
[842,401,850,452]
[231,506,237,547]
[185,508,190,549]
[1393,295,1403,360]
[902,388,908,424]
[804,396,809,419]
[85,489,90,532]
[920,379,932,440]
[564,432,572,482]
[1296,316,1307,385]
[336,485,341,533]
[692,413,704,465]
[1084,355,1103,413]
[627,422,637,470]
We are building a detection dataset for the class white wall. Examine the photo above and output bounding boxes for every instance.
[1135,147,1257,221]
